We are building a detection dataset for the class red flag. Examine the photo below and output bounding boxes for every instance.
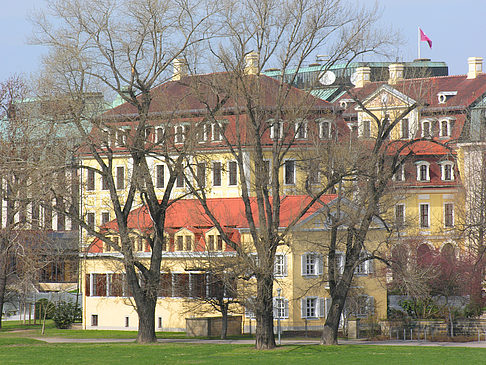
[420,28,432,48]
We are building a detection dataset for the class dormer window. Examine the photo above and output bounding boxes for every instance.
[318,120,331,139]
[421,120,431,138]
[269,119,284,140]
[393,164,405,182]
[339,99,353,109]
[212,120,227,141]
[416,161,430,182]
[116,128,129,147]
[174,125,185,143]
[206,229,224,251]
[439,118,454,138]
[440,161,454,181]
[145,126,154,141]
[175,229,194,251]
[437,91,457,104]
[155,127,165,143]
[197,122,209,142]
[294,120,308,139]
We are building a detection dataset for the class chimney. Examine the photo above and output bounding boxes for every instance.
[172,58,188,81]
[354,67,371,88]
[467,57,483,79]
[244,51,259,75]
[388,63,404,85]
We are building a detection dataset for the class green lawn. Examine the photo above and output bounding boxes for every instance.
[0,320,249,340]
[0,341,484,364]
[1,322,485,364]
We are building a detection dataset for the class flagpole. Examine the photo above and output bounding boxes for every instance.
[418,27,420,59]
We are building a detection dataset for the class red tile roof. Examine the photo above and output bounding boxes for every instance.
[340,74,486,111]
[88,195,337,253]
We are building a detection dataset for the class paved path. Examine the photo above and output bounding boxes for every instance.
[31,337,486,347]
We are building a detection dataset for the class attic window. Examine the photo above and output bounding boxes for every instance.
[339,99,353,109]
[439,118,454,138]
[437,91,457,104]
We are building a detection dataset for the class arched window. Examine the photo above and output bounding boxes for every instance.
[441,243,455,261]
[439,118,454,138]
[421,120,432,138]
[439,161,454,181]
[416,161,430,182]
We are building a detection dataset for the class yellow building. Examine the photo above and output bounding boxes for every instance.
[79,60,390,332]
[339,58,486,260]
[81,195,388,331]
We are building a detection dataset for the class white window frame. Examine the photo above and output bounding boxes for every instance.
[211,120,227,141]
[174,125,185,144]
[301,253,323,277]
[355,251,373,276]
[197,122,209,143]
[419,203,430,228]
[361,120,371,138]
[115,129,127,147]
[421,120,432,138]
[228,161,238,186]
[273,297,289,319]
[393,164,405,182]
[318,119,331,139]
[155,126,165,143]
[395,204,405,227]
[301,297,325,319]
[444,202,454,228]
[439,118,453,138]
[439,161,454,181]
[212,161,222,187]
[284,159,295,185]
[355,295,375,318]
[274,254,288,277]
[335,252,345,275]
[416,161,430,182]
[269,119,284,140]
[91,314,99,327]
[294,120,308,139]
[144,126,154,140]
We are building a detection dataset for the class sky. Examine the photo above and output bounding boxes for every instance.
[1,0,486,82]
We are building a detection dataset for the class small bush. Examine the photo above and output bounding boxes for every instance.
[52,301,81,329]
[463,302,483,318]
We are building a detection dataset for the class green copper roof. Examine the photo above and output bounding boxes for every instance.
[263,61,448,76]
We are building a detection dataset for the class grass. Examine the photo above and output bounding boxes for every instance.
[0,320,251,340]
[1,321,485,364]
[0,342,484,364]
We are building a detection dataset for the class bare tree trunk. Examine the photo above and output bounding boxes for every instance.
[221,302,228,340]
[136,298,157,343]
[0,264,7,330]
[255,274,276,350]
[321,287,347,345]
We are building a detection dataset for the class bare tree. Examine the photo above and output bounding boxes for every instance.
[181,0,393,349]
[0,76,69,328]
[32,0,213,343]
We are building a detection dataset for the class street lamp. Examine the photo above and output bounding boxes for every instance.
[277,287,282,345]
